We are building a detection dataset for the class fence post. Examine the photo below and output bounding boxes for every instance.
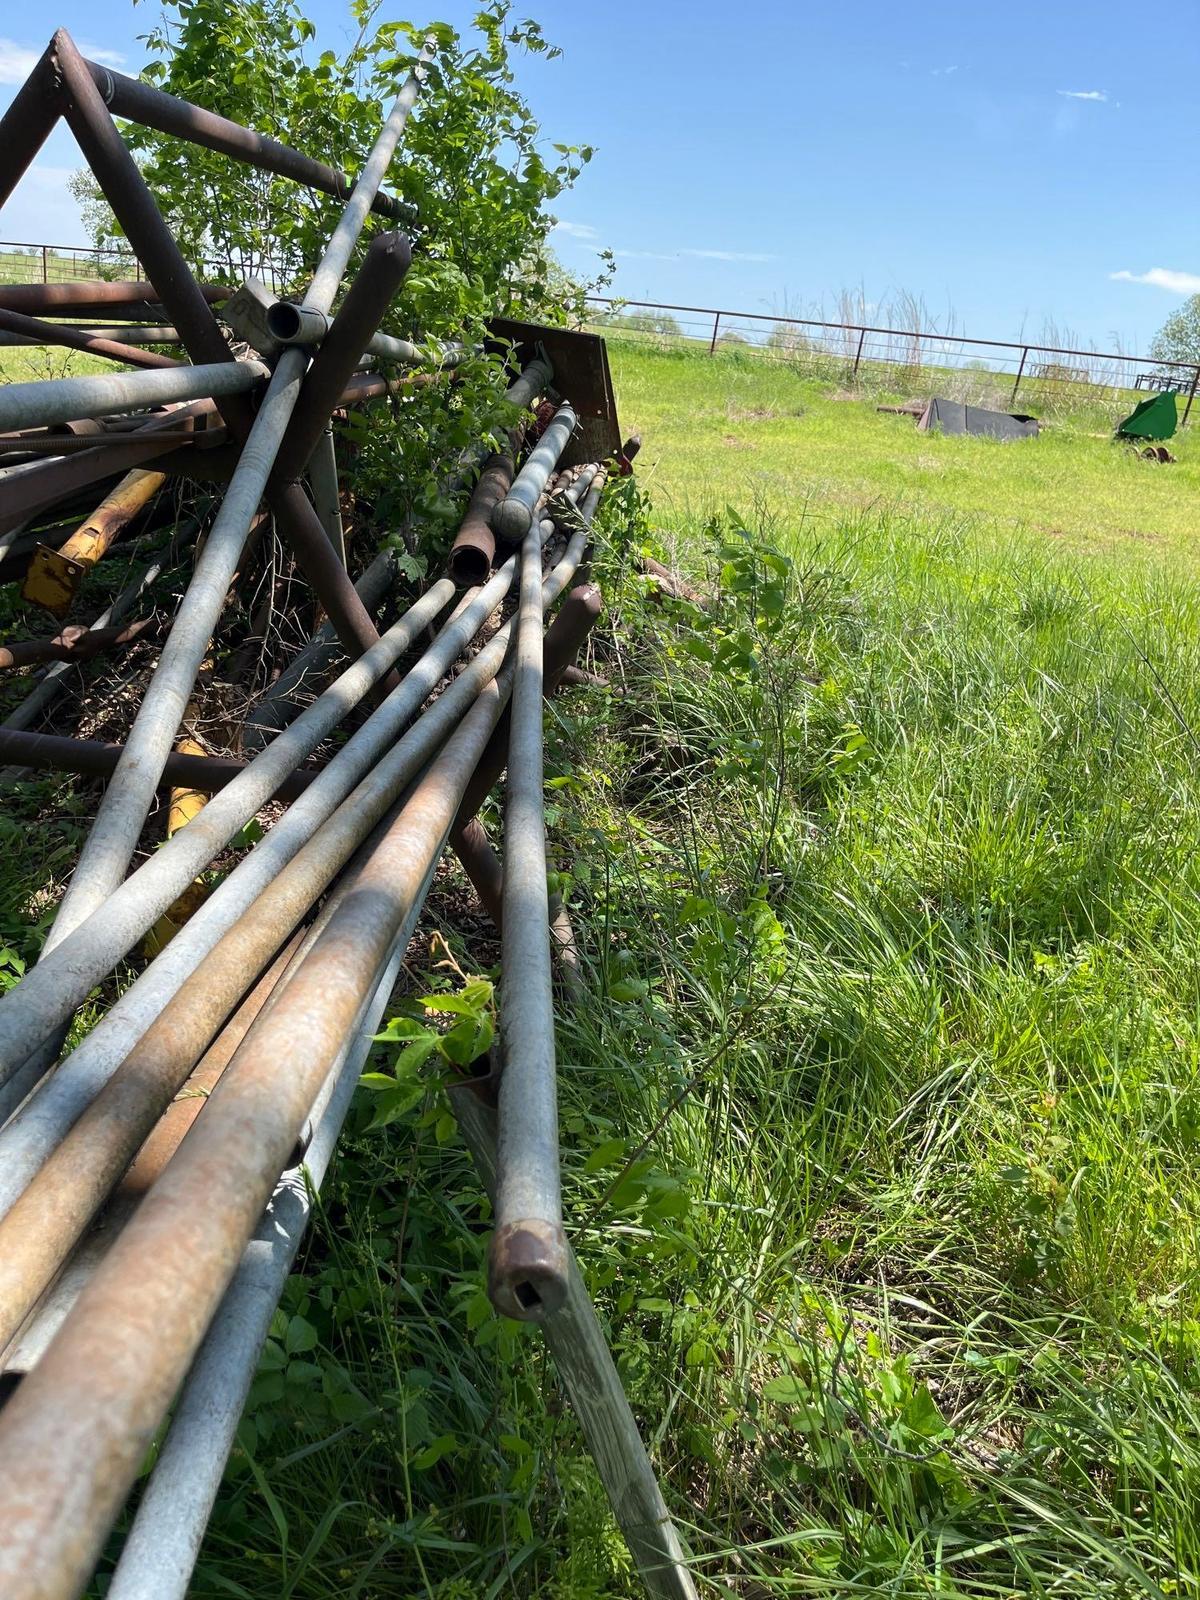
[852,327,866,378]
[708,312,720,355]
[40,245,48,284]
[1010,347,1028,407]
[1184,366,1200,427]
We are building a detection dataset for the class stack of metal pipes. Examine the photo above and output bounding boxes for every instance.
[0,30,616,1600]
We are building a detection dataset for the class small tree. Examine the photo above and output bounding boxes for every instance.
[1149,295,1200,370]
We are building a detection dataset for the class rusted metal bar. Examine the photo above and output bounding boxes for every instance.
[1,531,197,739]
[852,327,866,376]
[0,44,61,211]
[54,29,254,438]
[83,58,414,225]
[0,401,217,535]
[0,570,458,1089]
[492,401,578,544]
[0,730,321,801]
[0,281,228,317]
[446,452,514,587]
[0,324,183,349]
[24,468,167,615]
[271,231,412,485]
[708,312,720,354]
[307,425,345,565]
[0,308,181,370]
[103,850,437,1600]
[39,40,436,953]
[0,519,584,1232]
[0,431,204,456]
[0,617,154,671]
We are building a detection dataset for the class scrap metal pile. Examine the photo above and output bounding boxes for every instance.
[0,30,693,1600]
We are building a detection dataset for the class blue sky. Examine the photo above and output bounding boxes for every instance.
[2,1,1197,353]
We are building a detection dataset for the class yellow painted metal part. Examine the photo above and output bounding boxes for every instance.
[23,468,167,616]
[144,737,211,957]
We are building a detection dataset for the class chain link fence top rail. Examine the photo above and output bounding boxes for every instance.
[581,294,1200,420]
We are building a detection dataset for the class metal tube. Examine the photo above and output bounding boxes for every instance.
[0,575,460,1087]
[39,44,434,953]
[0,282,227,317]
[0,432,204,456]
[0,729,322,799]
[0,359,268,435]
[489,510,568,1319]
[0,401,219,534]
[505,354,554,411]
[0,805,451,1598]
[23,468,167,615]
[491,401,578,543]
[0,618,153,671]
[0,528,588,1220]
[83,57,414,225]
[268,300,467,369]
[1,541,193,736]
[0,44,61,211]
[307,425,345,565]
[240,550,396,753]
[104,857,434,1600]
[0,307,180,369]
[272,231,413,484]
[0,308,180,370]
[0,324,184,348]
[445,452,513,587]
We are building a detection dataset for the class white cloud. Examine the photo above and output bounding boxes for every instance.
[0,39,40,84]
[551,220,598,240]
[682,248,776,263]
[0,37,125,87]
[931,65,959,76]
[1058,89,1107,101]
[614,249,677,261]
[1111,267,1200,294]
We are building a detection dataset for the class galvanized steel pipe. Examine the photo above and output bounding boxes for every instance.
[491,400,578,544]
[105,855,436,1600]
[0,577,455,1087]
[0,359,268,435]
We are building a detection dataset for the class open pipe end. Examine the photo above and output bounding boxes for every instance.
[446,543,491,589]
[487,1219,570,1322]
[265,300,328,347]
[491,496,532,545]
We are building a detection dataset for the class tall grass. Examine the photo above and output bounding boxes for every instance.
[148,354,1200,1599]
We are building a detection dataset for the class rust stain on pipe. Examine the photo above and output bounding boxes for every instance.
[445,452,513,588]
[0,307,182,372]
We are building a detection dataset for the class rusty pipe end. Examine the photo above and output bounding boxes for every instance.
[445,541,491,588]
[491,496,532,544]
[488,1219,570,1322]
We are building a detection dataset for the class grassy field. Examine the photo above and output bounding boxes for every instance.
[4,335,1197,1595]
[154,342,1200,1597]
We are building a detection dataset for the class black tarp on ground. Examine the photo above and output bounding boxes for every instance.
[917,398,1039,439]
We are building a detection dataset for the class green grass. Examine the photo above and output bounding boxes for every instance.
[73,342,1200,1595]
[616,340,1200,562]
